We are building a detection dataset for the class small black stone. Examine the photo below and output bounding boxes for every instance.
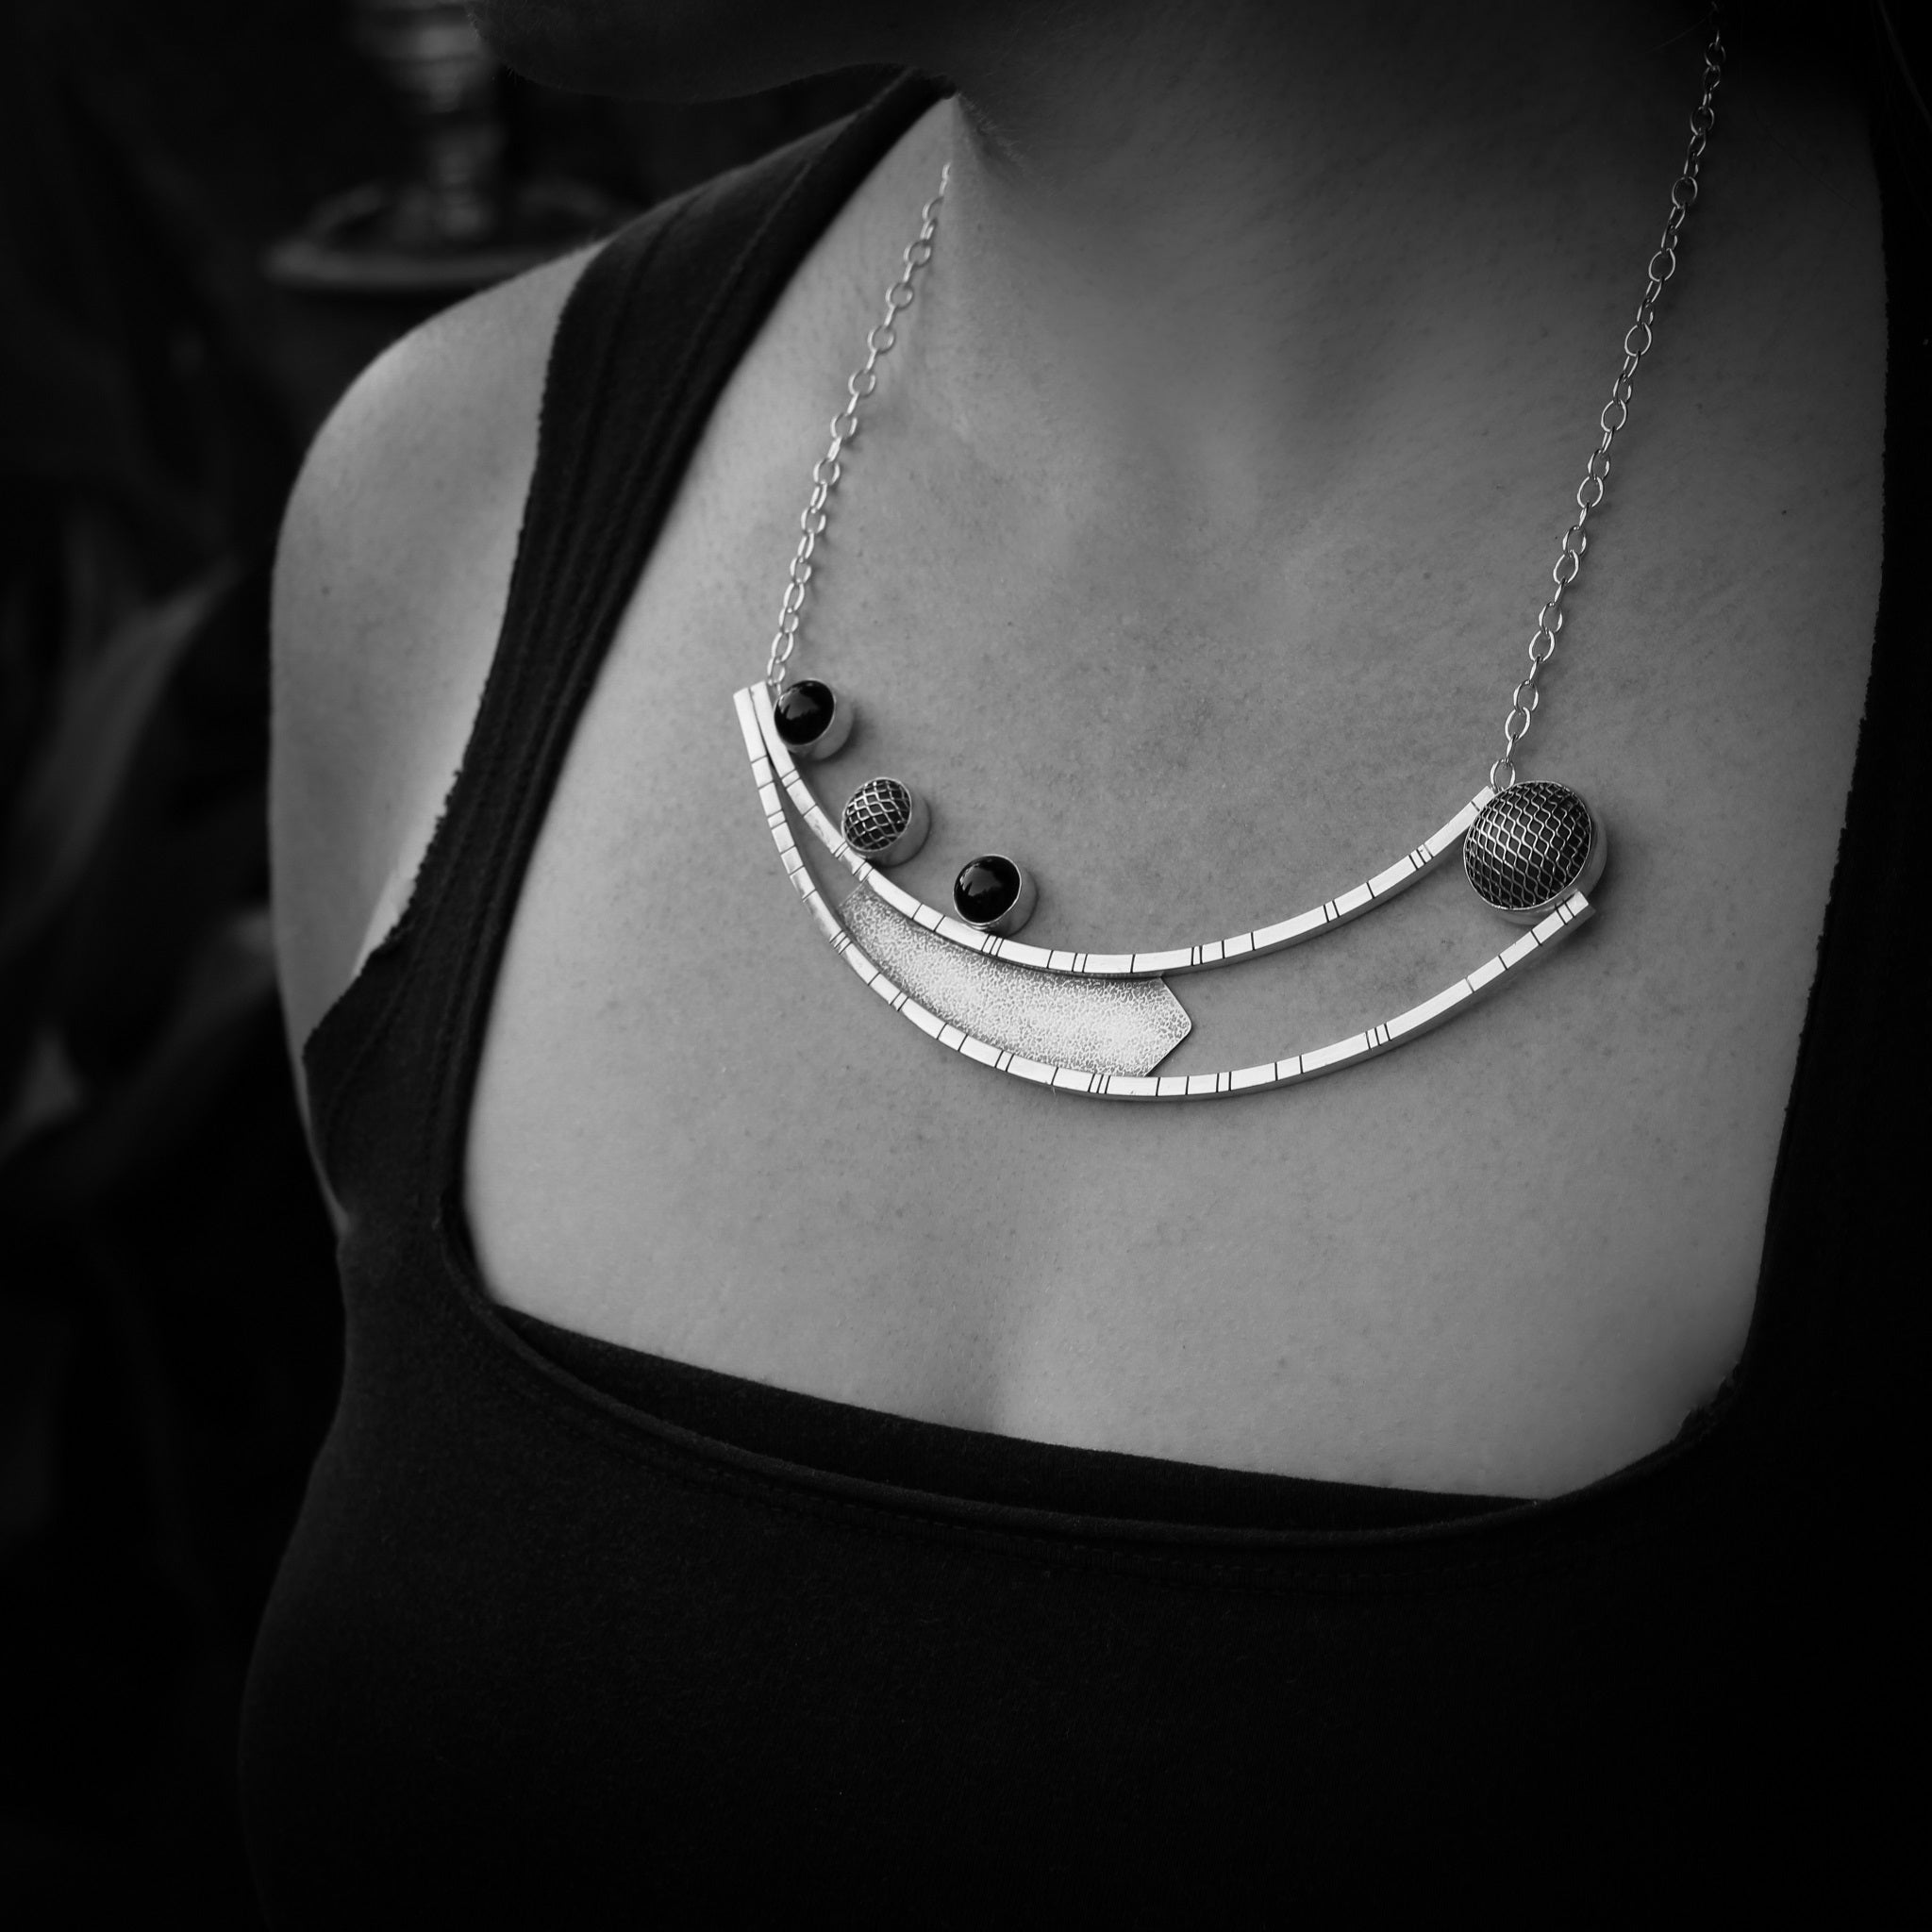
[774,679,838,747]
[955,855,1022,924]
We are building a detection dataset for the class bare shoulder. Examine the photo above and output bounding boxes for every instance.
[270,243,596,1059]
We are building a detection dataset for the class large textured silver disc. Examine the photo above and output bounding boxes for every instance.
[841,885,1190,1077]
[1463,780,1604,923]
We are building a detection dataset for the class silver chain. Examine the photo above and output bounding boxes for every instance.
[1491,19,1724,790]
[765,166,951,694]
[766,23,1724,791]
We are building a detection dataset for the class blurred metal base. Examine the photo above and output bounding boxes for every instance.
[264,175,629,296]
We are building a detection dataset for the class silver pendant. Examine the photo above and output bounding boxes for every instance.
[735,688,1597,1099]
[771,678,853,760]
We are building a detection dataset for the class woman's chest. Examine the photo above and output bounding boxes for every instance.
[460,182,1882,1498]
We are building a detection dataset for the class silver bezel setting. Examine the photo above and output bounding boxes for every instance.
[773,678,853,761]
[954,856,1037,937]
[736,688,1597,1098]
[754,674,1492,976]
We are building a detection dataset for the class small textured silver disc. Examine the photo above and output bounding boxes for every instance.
[1464,780,1606,924]
[841,776,929,867]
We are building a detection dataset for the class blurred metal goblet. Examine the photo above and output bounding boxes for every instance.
[267,0,625,295]
[351,0,502,252]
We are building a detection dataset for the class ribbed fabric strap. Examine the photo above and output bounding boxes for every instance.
[303,77,941,1195]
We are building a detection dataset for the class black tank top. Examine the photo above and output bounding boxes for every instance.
[242,76,1922,1919]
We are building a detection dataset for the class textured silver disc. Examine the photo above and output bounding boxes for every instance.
[841,776,928,866]
[1464,780,1605,924]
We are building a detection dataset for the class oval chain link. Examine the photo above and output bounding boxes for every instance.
[765,167,951,694]
[1490,20,1724,790]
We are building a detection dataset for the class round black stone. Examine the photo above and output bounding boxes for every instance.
[774,679,838,747]
[955,855,1022,924]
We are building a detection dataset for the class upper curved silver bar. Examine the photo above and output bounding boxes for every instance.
[745,682,1492,979]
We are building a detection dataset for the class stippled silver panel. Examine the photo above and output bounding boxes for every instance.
[841,884,1190,1077]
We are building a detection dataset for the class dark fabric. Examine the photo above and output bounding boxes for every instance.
[496,1304,1508,1533]
[241,74,1920,1919]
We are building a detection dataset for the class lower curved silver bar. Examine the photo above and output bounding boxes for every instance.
[735,687,1596,1100]
[845,876,1591,1098]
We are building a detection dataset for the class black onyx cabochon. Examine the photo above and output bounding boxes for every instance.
[1464,780,1594,912]
[774,678,837,746]
[955,855,1021,924]
[842,777,916,854]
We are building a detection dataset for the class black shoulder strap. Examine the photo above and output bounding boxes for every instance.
[1719,128,1927,1457]
[305,74,941,1201]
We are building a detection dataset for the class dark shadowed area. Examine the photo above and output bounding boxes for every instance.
[0,3,882,1920]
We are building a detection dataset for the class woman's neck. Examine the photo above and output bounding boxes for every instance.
[904,2,1717,534]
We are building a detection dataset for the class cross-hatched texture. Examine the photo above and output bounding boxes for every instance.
[1464,781,1592,912]
[842,777,914,854]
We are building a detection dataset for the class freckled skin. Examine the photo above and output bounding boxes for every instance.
[275,5,1882,1496]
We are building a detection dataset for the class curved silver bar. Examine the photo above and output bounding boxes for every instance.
[736,688,1593,1100]
[745,683,1491,980]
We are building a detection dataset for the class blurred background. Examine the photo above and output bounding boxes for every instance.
[8,2,1929,1922]
[0,1,882,1919]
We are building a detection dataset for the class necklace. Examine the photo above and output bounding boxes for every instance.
[735,28,1724,1100]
